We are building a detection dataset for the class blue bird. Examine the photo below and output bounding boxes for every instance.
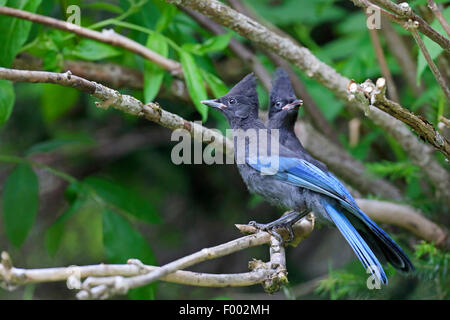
[202,72,414,285]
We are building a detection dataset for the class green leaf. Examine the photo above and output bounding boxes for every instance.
[366,161,419,182]
[144,33,168,103]
[416,7,450,84]
[0,79,15,126]
[102,208,157,299]
[40,84,80,123]
[179,50,208,121]
[2,163,39,247]
[201,70,228,97]
[183,32,233,56]
[0,0,42,67]
[155,4,177,32]
[45,195,86,257]
[102,208,157,263]
[84,177,161,224]
[245,0,345,26]
[26,137,94,155]
[65,39,122,61]
[83,2,125,14]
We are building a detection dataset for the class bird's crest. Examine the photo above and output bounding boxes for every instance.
[271,68,295,99]
[225,73,258,105]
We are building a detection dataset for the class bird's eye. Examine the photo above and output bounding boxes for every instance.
[276,101,282,107]
[229,98,236,104]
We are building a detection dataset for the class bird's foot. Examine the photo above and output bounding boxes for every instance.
[247,210,308,245]
[248,220,294,245]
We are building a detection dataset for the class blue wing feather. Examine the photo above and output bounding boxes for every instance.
[248,156,357,209]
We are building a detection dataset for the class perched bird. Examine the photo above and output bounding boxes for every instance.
[267,68,327,171]
[202,73,414,284]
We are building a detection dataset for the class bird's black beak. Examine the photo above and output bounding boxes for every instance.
[201,99,227,110]
[282,99,303,111]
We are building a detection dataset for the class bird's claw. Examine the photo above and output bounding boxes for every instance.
[247,220,290,245]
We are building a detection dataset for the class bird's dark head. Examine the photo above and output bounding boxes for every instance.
[268,68,303,122]
[201,73,259,126]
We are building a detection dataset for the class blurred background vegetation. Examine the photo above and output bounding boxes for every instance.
[0,0,449,300]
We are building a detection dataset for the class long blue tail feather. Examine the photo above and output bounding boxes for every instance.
[322,200,388,285]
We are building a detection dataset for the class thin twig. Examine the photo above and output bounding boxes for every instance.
[427,0,450,37]
[406,19,450,101]
[369,0,450,52]
[366,14,399,102]
[0,6,183,77]
[381,17,425,95]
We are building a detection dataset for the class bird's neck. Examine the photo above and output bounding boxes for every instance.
[268,111,297,133]
[229,114,263,130]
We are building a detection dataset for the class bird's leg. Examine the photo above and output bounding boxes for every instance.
[248,210,308,244]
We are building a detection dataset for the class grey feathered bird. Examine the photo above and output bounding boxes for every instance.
[267,68,327,171]
[201,73,414,285]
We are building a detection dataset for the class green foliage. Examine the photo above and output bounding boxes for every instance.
[413,242,449,299]
[179,49,208,121]
[25,137,94,155]
[0,80,15,126]
[40,84,80,123]
[414,242,449,281]
[1,163,39,247]
[83,2,125,14]
[64,39,122,61]
[315,261,398,300]
[0,0,42,125]
[183,32,233,56]
[102,208,157,299]
[84,176,161,224]
[366,161,419,183]
[245,0,345,27]
[0,0,42,67]
[144,33,168,103]
[45,194,87,256]
[201,70,228,97]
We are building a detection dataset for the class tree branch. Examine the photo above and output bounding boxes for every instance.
[356,199,448,248]
[0,6,183,77]
[348,78,450,159]
[0,255,268,289]
[0,67,233,156]
[12,53,191,101]
[0,217,314,299]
